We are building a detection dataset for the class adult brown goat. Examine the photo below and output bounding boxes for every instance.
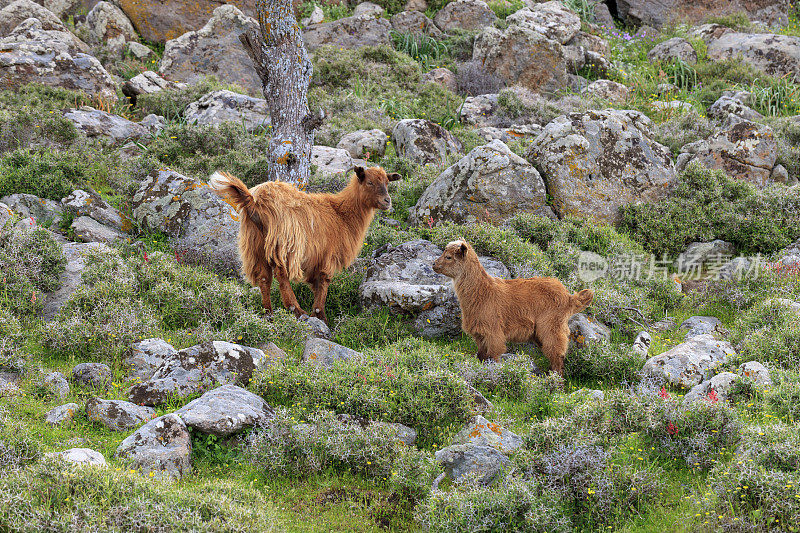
[210,166,401,324]
[433,240,593,374]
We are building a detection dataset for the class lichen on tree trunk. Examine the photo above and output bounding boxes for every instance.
[240,0,322,188]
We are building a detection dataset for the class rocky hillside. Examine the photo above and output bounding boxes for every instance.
[1,0,800,531]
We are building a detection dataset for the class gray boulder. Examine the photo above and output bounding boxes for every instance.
[391,10,442,37]
[79,1,137,52]
[115,414,192,479]
[0,18,117,101]
[679,316,722,338]
[459,94,498,127]
[527,109,676,224]
[475,124,544,145]
[451,415,524,453]
[72,362,111,389]
[126,41,154,59]
[408,140,548,225]
[176,384,275,436]
[71,216,124,243]
[61,189,129,232]
[435,444,510,484]
[42,242,109,321]
[433,0,496,32]
[632,331,652,357]
[642,334,735,388]
[128,341,267,406]
[707,32,800,84]
[707,94,763,122]
[647,37,697,63]
[303,14,392,50]
[86,398,157,431]
[353,1,384,17]
[739,361,772,387]
[683,371,738,404]
[63,107,149,145]
[615,0,786,29]
[568,313,611,349]
[677,118,778,188]
[336,129,388,160]
[122,70,187,102]
[583,79,630,103]
[0,0,64,35]
[132,169,240,274]
[159,5,261,95]
[44,371,69,399]
[184,90,270,131]
[302,338,362,368]
[127,338,178,380]
[421,67,457,92]
[45,403,79,425]
[46,448,107,467]
[473,24,568,95]
[0,194,63,223]
[391,119,463,165]
[674,240,736,272]
[359,239,509,338]
[311,146,355,177]
[505,1,581,44]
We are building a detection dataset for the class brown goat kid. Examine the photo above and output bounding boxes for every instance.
[433,240,593,374]
[210,166,400,323]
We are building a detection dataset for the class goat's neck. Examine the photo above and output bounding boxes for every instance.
[453,256,492,304]
[333,182,375,237]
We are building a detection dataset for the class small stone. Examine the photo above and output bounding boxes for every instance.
[302,338,362,368]
[45,448,107,467]
[45,403,79,425]
[451,415,523,453]
[44,372,70,399]
[72,362,112,389]
[86,398,157,431]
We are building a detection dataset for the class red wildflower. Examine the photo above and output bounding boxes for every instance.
[659,386,669,399]
[707,388,719,404]
[143,252,149,263]
[427,216,434,229]
[667,422,678,436]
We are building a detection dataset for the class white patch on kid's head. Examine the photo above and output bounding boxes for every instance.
[447,240,466,248]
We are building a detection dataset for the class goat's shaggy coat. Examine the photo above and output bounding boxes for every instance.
[210,166,400,323]
[433,240,593,373]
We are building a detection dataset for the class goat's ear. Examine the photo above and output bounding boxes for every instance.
[456,242,467,257]
[355,166,366,182]
[387,172,402,182]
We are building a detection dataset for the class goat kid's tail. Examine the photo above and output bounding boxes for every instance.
[209,171,254,214]
[570,289,594,313]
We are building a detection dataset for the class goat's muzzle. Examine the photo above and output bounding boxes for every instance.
[378,196,392,210]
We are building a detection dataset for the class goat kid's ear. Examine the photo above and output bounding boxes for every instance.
[387,172,402,182]
[355,166,366,182]
[455,243,468,257]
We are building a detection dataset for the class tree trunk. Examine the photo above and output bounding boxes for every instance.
[239,0,322,189]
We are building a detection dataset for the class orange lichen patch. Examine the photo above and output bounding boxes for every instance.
[487,422,502,434]
[469,429,482,438]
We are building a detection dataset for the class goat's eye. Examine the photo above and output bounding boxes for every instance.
[367,181,373,186]
[445,255,452,259]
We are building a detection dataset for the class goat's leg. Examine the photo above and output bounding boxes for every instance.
[257,263,273,315]
[540,323,570,376]
[310,272,331,324]
[274,265,307,318]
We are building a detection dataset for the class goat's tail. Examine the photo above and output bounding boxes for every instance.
[209,171,255,215]
[570,289,594,313]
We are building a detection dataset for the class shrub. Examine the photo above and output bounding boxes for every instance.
[312,45,421,92]
[392,32,451,70]
[771,116,800,181]
[332,309,415,351]
[532,444,662,529]
[0,309,22,369]
[250,345,475,448]
[0,225,66,317]
[0,84,83,151]
[619,163,800,256]
[455,355,543,401]
[141,122,270,187]
[0,148,87,201]
[135,76,248,121]
[765,372,800,423]
[653,110,714,155]
[730,300,800,369]
[0,411,40,471]
[456,60,505,97]
[703,424,800,531]
[0,458,277,532]
[640,395,741,471]
[565,341,646,384]
[245,408,427,479]
[523,401,607,454]
[415,476,571,533]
